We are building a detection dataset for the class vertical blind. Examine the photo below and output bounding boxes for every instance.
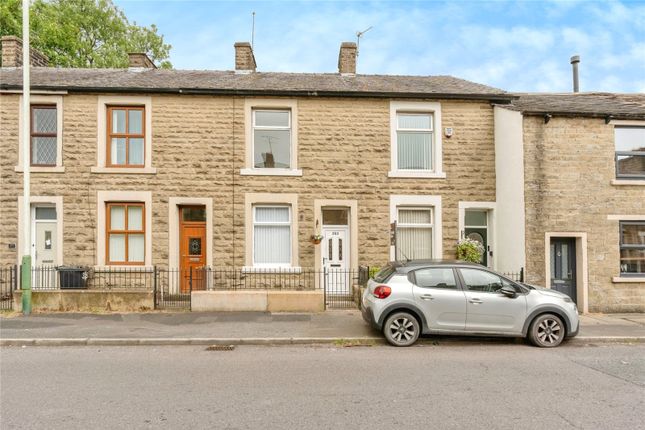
[397,113,433,171]
[254,206,291,265]
[397,208,433,260]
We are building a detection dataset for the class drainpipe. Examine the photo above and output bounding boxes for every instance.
[570,55,580,93]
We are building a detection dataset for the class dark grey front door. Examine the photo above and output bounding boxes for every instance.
[550,238,577,303]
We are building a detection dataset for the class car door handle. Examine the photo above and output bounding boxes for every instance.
[420,294,434,300]
[469,298,483,304]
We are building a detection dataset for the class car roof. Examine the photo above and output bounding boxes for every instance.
[389,259,484,274]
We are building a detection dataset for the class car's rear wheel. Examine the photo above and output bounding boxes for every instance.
[383,312,420,347]
[528,313,565,347]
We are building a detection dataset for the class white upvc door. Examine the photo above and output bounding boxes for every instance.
[322,227,349,295]
[31,206,58,288]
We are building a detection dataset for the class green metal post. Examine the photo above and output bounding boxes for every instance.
[21,255,32,315]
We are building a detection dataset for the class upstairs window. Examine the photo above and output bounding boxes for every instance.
[620,221,645,276]
[253,109,291,169]
[396,113,433,171]
[615,126,645,178]
[107,106,145,167]
[30,105,57,166]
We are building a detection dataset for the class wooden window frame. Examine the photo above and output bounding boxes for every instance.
[30,104,57,167]
[106,202,146,265]
[106,106,146,168]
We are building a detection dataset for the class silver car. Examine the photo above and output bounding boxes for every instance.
[362,260,579,347]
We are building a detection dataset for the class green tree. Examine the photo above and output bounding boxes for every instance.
[0,0,171,68]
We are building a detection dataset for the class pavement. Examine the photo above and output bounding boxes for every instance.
[1,310,644,346]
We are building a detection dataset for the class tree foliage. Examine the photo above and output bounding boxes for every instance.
[0,0,171,68]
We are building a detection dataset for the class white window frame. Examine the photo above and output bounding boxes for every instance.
[15,95,65,173]
[396,207,434,260]
[241,99,302,176]
[91,96,156,174]
[390,195,442,260]
[252,205,292,268]
[389,101,445,178]
[96,191,153,268]
[244,193,300,272]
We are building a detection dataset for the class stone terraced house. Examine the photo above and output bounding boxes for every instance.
[1,37,643,312]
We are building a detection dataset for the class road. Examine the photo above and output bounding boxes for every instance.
[1,342,644,430]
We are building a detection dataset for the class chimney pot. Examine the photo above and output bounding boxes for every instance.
[128,52,157,69]
[234,42,256,73]
[338,42,357,75]
[1,36,49,67]
[570,54,580,93]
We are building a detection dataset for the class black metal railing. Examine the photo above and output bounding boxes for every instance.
[503,268,525,283]
[14,265,373,310]
[0,265,18,310]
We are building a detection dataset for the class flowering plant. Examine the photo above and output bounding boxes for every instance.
[456,238,485,263]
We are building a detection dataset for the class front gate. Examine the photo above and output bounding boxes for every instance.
[154,267,191,310]
[323,267,367,309]
[0,265,17,310]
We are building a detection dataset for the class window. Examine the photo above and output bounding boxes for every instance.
[413,268,457,289]
[459,268,518,293]
[620,221,645,275]
[30,105,57,166]
[252,109,291,169]
[106,203,145,265]
[107,106,145,167]
[253,206,291,266]
[396,207,433,260]
[396,113,433,170]
[389,101,444,178]
[615,126,645,178]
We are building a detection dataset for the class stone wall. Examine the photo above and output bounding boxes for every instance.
[0,93,497,269]
[523,115,644,312]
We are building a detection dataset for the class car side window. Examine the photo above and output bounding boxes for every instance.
[413,268,457,289]
[460,268,517,293]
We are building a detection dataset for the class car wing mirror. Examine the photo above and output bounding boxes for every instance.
[500,285,517,298]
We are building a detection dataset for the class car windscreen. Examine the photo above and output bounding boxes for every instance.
[373,265,396,283]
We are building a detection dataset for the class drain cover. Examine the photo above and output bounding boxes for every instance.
[206,344,235,351]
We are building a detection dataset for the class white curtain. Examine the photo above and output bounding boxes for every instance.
[128,234,145,262]
[127,206,143,230]
[128,138,144,165]
[254,207,291,264]
[110,206,125,229]
[109,234,126,262]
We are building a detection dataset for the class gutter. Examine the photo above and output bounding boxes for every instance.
[0,84,516,103]
[521,110,645,121]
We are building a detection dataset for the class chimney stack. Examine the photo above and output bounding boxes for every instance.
[128,53,157,69]
[1,36,48,67]
[570,55,580,93]
[234,42,256,73]
[338,42,357,75]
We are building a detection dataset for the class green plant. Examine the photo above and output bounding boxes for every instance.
[368,266,381,278]
[456,238,485,263]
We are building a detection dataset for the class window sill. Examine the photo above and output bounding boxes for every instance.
[91,167,157,175]
[612,276,645,283]
[14,166,65,173]
[388,170,446,179]
[242,266,302,274]
[611,179,645,186]
[240,168,303,177]
[93,265,153,272]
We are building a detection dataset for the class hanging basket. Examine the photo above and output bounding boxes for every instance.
[310,235,323,245]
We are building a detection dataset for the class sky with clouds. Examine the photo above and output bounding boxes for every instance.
[114,0,645,93]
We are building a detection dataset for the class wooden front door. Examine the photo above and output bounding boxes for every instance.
[179,206,207,293]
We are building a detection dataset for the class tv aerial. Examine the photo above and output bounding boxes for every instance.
[356,26,373,57]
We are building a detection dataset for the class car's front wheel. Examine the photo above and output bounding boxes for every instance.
[528,313,565,347]
[383,312,420,347]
